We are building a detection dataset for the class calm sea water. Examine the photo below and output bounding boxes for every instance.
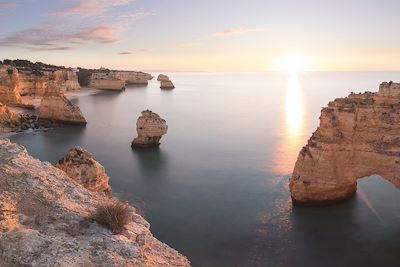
[10,72,400,267]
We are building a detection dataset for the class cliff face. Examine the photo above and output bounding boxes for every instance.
[0,66,22,106]
[132,110,168,148]
[89,78,126,91]
[37,82,87,124]
[0,138,190,266]
[290,82,400,205]
[0,65,80,105]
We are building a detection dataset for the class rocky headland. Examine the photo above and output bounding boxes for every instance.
[132,110,168,148]
[290,81,400,205]
[0,138,190,266]
[56,146,113,197]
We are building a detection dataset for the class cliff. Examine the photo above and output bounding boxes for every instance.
[37,82,87,124]
[89,78,126,91]
[0,66,22,106]
[290,82,400,205]
[0,138,190,266]
[132,110,168,148]
[0,64,80,107]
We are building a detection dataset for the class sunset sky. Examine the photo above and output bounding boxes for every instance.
[1,0,400,71]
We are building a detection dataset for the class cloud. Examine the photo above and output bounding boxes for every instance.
[0,1,17,16]
[213,27,264,37]
[119,49,151,55]
[0,24,122,51]
[52,0,135,17]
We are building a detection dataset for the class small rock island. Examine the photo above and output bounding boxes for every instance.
[290,81,400,205]
[157,74,175,89]
[131,110,168,148]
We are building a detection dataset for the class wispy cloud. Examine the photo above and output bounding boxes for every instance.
[119,49,152,55]
[52,0,135,17]
[0,24,122,50]
[213,27,264,37]
[0,1,17,16]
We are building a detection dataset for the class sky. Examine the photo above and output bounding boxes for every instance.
[1,0,400,71]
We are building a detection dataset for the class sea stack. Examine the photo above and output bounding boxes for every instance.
[56,146,112,197]
[38,82,87,124]
[0,66,22,106]
[290,81,400,205]
[157,74,175,89]
[131,110,168,148]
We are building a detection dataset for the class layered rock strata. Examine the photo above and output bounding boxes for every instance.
[0,139,190,266]
[290,82,400,205]
[157,74,175,89]
[56,147,112,197]
[37,82,87,124]
[89,77,126,91]
[0,66,22,106]
[132,110,168,148]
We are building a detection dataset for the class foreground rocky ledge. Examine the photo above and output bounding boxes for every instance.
[290,82,400,205]
[0,139,190,266]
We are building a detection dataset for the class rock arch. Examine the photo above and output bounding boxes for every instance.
[290,82,400,205]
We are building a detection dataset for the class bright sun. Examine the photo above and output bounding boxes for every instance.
[278,54,310,73]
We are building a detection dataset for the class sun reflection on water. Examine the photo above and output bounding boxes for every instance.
[270,72,307,176]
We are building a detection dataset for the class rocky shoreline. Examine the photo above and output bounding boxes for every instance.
[0,138,190,266]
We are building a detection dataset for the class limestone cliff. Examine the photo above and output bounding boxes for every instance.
[56,147,112,197]
[38,82,87,124]
[0,66,22,106]
[132,110,168,148]
[290,82,400,205]
[89,77,126,91]
[0,139,190,266]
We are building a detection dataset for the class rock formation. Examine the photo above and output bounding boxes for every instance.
[290,82,400,205]
[0,138,190,266]
[89,74,126,91]
[38,82,87,124]
[157,74,175,89]
[0,66,22,106]
[132,110,168,148]
[56,146,112,197]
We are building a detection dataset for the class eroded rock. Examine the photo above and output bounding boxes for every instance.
[131,110,168,148]
[38,82,87,124]
[0,139,190,266]
[157,74,175,89]
[290,84,400,205]
[56,147,112,197]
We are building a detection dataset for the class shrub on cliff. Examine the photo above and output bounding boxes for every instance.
[91,199,132,234]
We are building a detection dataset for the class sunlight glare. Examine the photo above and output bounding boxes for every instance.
[279,54,310,73]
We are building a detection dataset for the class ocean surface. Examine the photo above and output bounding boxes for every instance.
[10,72,400,267]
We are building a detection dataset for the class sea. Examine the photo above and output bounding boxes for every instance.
[10,72,400,267]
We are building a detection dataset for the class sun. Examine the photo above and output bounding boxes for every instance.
[278,54,310,73]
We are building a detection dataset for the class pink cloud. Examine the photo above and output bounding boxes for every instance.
[52,0,135,17]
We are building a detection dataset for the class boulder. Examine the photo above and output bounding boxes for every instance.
[56,146,112,197]
[131,110,168,148]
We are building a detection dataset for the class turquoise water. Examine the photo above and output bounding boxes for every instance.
[10,72,400,267]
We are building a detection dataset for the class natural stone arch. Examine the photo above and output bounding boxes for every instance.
[290,82,400,205]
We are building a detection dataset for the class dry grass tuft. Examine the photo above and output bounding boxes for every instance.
[91,199,132,234]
